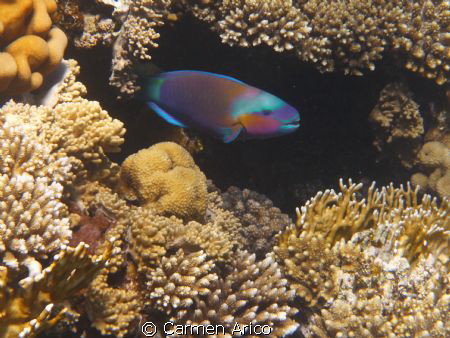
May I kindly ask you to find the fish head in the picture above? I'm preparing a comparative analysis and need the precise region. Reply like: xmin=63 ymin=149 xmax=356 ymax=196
xmin=235 ymin=92 xmax=300 ymax=138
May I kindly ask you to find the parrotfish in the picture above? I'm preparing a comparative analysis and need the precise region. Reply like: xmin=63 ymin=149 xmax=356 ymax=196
xmin=141 ymin=70 xmax=300 ymax=143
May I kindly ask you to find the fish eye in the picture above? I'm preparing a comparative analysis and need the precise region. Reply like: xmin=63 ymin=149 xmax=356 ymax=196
xmin=261 ymin=109 xmax=271 ymax=116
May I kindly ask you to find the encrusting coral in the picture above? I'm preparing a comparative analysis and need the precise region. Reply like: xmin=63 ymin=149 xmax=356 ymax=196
xmin=0 ymin=0 xmax=68 ymax=96
xmin=0 ymin=58 xmax=125 ymax=336
xmin=118 ymin=142 xmax=207 ymax=221
xmin=274 ymin=179 xmax=449 ymax=337
xmin=369 ymin=82 xmax=424 ymax=169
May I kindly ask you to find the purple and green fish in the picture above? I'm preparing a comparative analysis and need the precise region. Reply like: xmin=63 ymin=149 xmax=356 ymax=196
xmin=141 ymin=70 xmax=300 ymax=143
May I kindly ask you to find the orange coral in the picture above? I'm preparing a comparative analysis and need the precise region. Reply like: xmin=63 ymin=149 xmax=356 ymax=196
xmin=0 ymin=0 xmax=67 ymax=96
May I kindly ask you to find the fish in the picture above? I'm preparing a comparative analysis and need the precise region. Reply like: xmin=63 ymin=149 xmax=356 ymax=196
xmin=141 ymin=70 xmax=300 ymax=143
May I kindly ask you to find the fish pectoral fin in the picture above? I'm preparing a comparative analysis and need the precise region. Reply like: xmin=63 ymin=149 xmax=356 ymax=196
xmin=147 ymin=102 xmax=187 ymax=128
xmin=220 ymin=123 xmax=242 ymax=143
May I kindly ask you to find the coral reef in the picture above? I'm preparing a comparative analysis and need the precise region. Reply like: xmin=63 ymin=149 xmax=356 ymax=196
xmin=369 ymin=82 xmax=424 ymax=169
xmin=275 ymin=179 xmax=449 ymax=336
xmin=0 ymin=58 xmax=125 ymax=336
xmin=74 ymin=182 xmax=299 ymax=337
xmin=0 ymin=0 xmax=68 ymax=96
xmin=118 ymin=142 xmax=207 ymax=221
xmin=1 ymin=59 xmax=126 ymax=185
xmin=392 ymin=0 xmax=450 ymax=85
xmin=61 ymin=0 xmax=449 ymax=96
xmin=148 ymin=250 xmax=299 ymax=337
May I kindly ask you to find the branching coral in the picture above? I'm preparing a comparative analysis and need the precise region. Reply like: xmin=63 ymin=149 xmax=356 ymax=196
xmin=369 ymin=82 xmax=424 ymax=169
xmin=0 ymin=0 xmax=68 ymax=96
xmin=1 ymin=59 xmax=126 ymax=184
xmin=205 ymin=0 xmax=310 ymax=52
xmin=299 ymin=0 xmax=406 ymax=75
xmin=73 ymin=174 xmax=299 ymax=337
xmin=147 ymin=250 xmax=299 ymax=337
xmin=275 ymin=179 xmax=449 ymax=337
xmin=0 ymin=58 xmax=125 ymax=336
xmin=118 ymin=142 xmax=207 ymax=221
xmin=392 ymin=0 xmax=450 ymax=85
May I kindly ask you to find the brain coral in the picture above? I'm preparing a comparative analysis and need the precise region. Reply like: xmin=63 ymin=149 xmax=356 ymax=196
xmin=118 ymin=142 xmax=207 ymax=221
xmin=275 ymin=179 xmax=449 ymax=336
xmin=0 ymin=0 xmax=68 ymax=96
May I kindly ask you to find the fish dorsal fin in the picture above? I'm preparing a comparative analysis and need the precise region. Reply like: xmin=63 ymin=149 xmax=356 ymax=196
xmin=148 ymin=102 xmax=187 ymax=128
xmin=220 ymin=124 xmax=242 ymax=143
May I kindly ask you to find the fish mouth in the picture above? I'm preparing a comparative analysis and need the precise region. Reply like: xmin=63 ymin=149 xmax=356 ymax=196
xmin=284 ymin=119 xmax=300 ymax=127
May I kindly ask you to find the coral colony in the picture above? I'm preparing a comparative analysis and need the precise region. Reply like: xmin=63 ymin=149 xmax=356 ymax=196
xmin=0 ymin=0 xmax=449 ymax=337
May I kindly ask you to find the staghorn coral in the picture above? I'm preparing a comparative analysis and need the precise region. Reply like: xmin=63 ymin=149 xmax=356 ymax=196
xmin=0 ymin=241 xmax=110 ymax=338
xmin=220 ymin=186 xmax=293 ymax=258
xmin=369 ymin=82 xmax=424 ymax=169
xmin=275 ymin=179 xmax=449 ymax=336
xmin=0 ymin=118 xmax=72 ymax=269
xmin=0 ymin=0 xmax=68 ymax=96
xmin=118 ymin=142 xmax=207 ymax=221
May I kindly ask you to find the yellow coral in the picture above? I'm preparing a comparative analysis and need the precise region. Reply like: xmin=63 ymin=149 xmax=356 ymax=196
xmin=119 ymin=142 xmax=207 ymax=221
xmin=0 ymin=242 xmax=110 ymax=337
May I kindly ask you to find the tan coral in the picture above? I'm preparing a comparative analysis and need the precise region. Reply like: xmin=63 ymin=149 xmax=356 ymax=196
xmin=174 ymin=251 xmax=300 ymax=337
xmin=393 ymin=0 xmax=450 ymax=85
xmin=1 ymin=59 xmax=125 ymax=185
xmin=146 ymin=249 xmax=218 ymax=318
xmin=275 ymin=179 xmax=449 ymax=336
xmin=275 ymin=180 xmax=450 ymax=305
xmin=219 ymin=186 xmax=293 ymax=258
xmin=118 ymin=142 xmax=207 ymax=221
xmin=412 ymin=140 xmax=450 ymax=198
xmin=213 ymin=0 xmax=310 ymax=52
xmin=87 ymin=268 xmax=142 ymax=337
xmin=300 ymin=0 xmax=405 ymax=75
xmin=369 ymin=82 xmax=424 ymax=169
